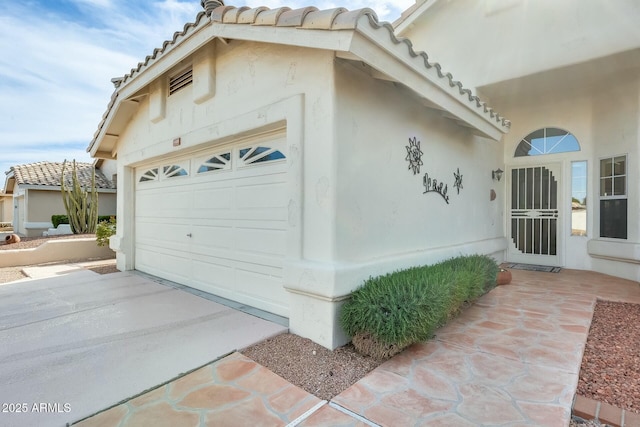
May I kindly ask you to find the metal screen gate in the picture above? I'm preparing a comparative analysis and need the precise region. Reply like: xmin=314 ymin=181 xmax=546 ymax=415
xmin=509 ymin=166 xmax=559 ymax=263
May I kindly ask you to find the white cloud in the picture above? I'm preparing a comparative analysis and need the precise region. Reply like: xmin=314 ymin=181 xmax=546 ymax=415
xmin=0 ymin=0 xmax=414 ymax=176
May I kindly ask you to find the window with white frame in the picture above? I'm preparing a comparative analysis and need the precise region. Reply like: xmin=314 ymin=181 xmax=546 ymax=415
xmin=515 ymin=128 xmax=580 ymax=157
xmin=599 ymin=155 xmax=627 ymax=239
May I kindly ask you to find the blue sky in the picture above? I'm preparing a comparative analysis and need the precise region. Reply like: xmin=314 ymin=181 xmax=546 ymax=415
xmin=0 ymin=0 xmax=413 ymax=178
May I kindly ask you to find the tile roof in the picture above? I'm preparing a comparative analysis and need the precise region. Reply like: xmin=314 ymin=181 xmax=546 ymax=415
xmin=10 ymin=162 xmax=114 ymax=189
xmin=90 ymin=4 xmax=510 ymax=152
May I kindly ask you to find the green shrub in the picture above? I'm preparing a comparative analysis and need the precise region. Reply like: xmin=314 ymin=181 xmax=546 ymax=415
xmin=96 ymin=216 xmax=116 ymax=247
xmin=51 ymin=215 xmax=70 ymax=228
xmin=340 ymin=255 xmax=498 ymax=359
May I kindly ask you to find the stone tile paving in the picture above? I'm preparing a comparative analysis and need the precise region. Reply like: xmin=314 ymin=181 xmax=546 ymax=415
xmin=75 ymin=352 xmax=323 ymax=427
xmin=75 ymin=268 xmax=640 ymax=426
xmin=332 ymin=268 xmax=640 ymax=427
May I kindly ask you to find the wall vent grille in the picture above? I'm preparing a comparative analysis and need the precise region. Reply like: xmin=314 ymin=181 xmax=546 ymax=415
xmin=169 ymin=67 xmax=193 ymax=95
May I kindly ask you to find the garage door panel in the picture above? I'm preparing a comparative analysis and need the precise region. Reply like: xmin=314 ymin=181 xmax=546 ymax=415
xmin=190 ymin=225 xmax=234 ymax=250
xmin=135 ymin=135 xmax=289 ymax=318
xmin=191 ymin=261 xmax=235 ymax=290
xmin=192 ymin=187 xmax=233 ymax=210
xmin=235 ymin=228 xmax=286 ymax=255
xmin=232 ymin=209 xmax=288 ymax=222
xmin=136 ymin=247 xmax=191 ymax=283
xmin=235 ymin=269 xmax=288 ymax=317
xmin=136 ymin=222 xmax=191 ymax=248
xmin=187 ymin=247 xmax=281 ymax=271
xmin=236 ymin=181 xmax=287 ymax=209
xmin=138 ymin=189 xmax=191 ymax=218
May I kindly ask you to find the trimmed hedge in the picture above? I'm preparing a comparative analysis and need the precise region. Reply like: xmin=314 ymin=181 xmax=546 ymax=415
xmin=51 ymin=215 xmax=114 ymax=229
xmin=51 ymin=215 xmax=70 ymax=228
xmin=340 ymin=255 xmax=499 ymax=359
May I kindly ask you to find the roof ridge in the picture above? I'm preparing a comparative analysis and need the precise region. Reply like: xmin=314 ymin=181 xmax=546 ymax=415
xmin=11 ymin=161 xmax=114 ymax=189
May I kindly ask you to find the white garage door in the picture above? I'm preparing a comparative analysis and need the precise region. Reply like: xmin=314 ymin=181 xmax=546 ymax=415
xmin=134 ymin=133 xmax=290 ymax=317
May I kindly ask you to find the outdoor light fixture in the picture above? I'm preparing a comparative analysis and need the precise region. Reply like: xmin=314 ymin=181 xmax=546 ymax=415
xmin=492 ymin=168 xmax=504 ymax=182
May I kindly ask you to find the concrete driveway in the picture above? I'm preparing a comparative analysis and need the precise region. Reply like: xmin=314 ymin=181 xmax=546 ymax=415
xmin=0 ymin=269 xmax=287 ymax=427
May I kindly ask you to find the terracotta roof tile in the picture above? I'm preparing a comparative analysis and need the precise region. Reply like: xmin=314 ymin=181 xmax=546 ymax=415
xmin=10 ymin=162 xmax=114 ymax=189
xmin=90 ymin=4 xmax=510 ymax=152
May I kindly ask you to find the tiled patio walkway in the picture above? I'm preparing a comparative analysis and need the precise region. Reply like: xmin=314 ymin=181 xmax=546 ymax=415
xmin=75 ymin=269 xmax=640 ymax=426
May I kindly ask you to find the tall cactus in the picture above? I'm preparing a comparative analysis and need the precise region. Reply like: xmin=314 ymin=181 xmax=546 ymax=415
xmin=60 ymin=160 xmax=99 ymax=234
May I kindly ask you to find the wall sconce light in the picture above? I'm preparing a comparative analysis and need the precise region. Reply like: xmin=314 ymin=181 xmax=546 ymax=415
xmin=492 ymin=168 xmax=503 ymax=182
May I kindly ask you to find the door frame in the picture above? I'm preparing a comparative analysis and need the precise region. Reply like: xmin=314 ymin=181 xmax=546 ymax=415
xmin=506 ymin=162 xmax=564 ymax=266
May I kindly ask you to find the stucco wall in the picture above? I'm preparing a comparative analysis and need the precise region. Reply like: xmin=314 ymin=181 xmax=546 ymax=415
xmin=0 ymin=197 xmax=11 ymax=223
xmin=285 ymin=59 xmax=508 ymax=348
xmin=27 ymin=189 xmax=116 ymax=221
xmin=333 ymin=59 xmax=504 ymax=262
xmin=398 ymin=0 xmax=640 ymax=89
xmin=98 ymin=159 xmax=118 ymax=186
xmin=19 ymin=189 xmax=117 ymax=237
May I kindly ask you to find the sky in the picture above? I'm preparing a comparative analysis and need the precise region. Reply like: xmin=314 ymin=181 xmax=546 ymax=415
xmin=0 ymin=0 xmax=414 ymax=179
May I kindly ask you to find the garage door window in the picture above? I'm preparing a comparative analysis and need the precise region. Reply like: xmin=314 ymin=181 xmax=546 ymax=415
xmin=239 ymin=146 xmax=285 ymax=166
xmin=163 ymin=165 xmax=188 ymax=178
xmin=139 ymin=168 xmax=159 ymax=182
xmin=198 ymin=152 xmax=231 ymax=174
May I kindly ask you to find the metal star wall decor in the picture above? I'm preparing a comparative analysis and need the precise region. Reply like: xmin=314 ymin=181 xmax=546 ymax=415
xmin=453 ymin=168 xmax=463 ymax=194
xmin=405 ymin=137 xmax=424 ymax=175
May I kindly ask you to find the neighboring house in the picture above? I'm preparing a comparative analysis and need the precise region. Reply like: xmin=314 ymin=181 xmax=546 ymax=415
xmin=395 ymin=0 xmax=640 ymax=282
xmin=2 ymin=161 xmax=117 ymax=237
xmin=0 ymin=191 xmax=11 ymax=224
xmin=88 ymin=2 xmax=510 ymax=348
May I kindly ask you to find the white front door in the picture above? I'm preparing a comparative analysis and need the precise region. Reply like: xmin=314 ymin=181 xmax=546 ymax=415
xmin=507 ymin=163 xmax=562 ymax=266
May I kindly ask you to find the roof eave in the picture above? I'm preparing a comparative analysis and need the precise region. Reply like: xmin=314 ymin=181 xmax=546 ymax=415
xmin=17 ymin=184 xmax=116 ymax=193
xmin=89 ymin=5 xmax=509 ymax=156
xmin=89 ymin=15 xmax=215 ymax=158
xmin=393 ymin=0 xmax=440 ymax=35
xmin=88 ymin=22 xmax=357 ymax=158
xmin=350 ymin=15 xmax=509 ymax=140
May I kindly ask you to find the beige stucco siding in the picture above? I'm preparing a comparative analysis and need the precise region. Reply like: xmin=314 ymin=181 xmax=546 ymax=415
xmin=333 ymin=59 xmax=504 ymax=263
xmin=0 ymin=197 xmax=11 ymax=223
xmin=27 ymin=189 xmax=116 ymax=222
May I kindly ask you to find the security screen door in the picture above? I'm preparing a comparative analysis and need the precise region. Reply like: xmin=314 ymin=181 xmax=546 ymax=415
xmin=507 ymin=164 xmax=562 ymax=266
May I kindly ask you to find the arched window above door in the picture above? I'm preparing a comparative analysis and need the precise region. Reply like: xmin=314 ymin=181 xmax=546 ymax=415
xmin=514 ymin=128 xmax=580 ymax=157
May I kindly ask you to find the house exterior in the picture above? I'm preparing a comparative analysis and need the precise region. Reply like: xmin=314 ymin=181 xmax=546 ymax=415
xmin=3 ymin=161 xmax=117 ymax=237
xmin=0 ymin=191 xmax=11 ymax=224
xmin=88 ymin=2 xmax=510 ymax=349
xmin=395 ymin=0 xmax=640 ymax=282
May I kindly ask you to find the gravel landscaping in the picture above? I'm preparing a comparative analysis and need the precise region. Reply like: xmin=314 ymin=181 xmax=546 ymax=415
xmin=577 ymin=300 xmax=640 ymax=414
xmin=241 ymin=333 xmax=383 ymax=401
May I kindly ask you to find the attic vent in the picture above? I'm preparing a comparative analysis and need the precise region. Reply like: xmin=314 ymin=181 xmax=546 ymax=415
xmin=169 ymin=67 xmax=193 ymax=95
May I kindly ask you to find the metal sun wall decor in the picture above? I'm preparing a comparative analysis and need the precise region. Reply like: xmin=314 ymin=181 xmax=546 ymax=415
xmin=405 ymin=137 xmax=464 ymax=205
xmin=423 ymin=172 xmax=450 ymax=204
xmin=405 ymin=137 xmax=424 ymax=175
xmin=453 ymin=167 xmax=463 ymax=194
